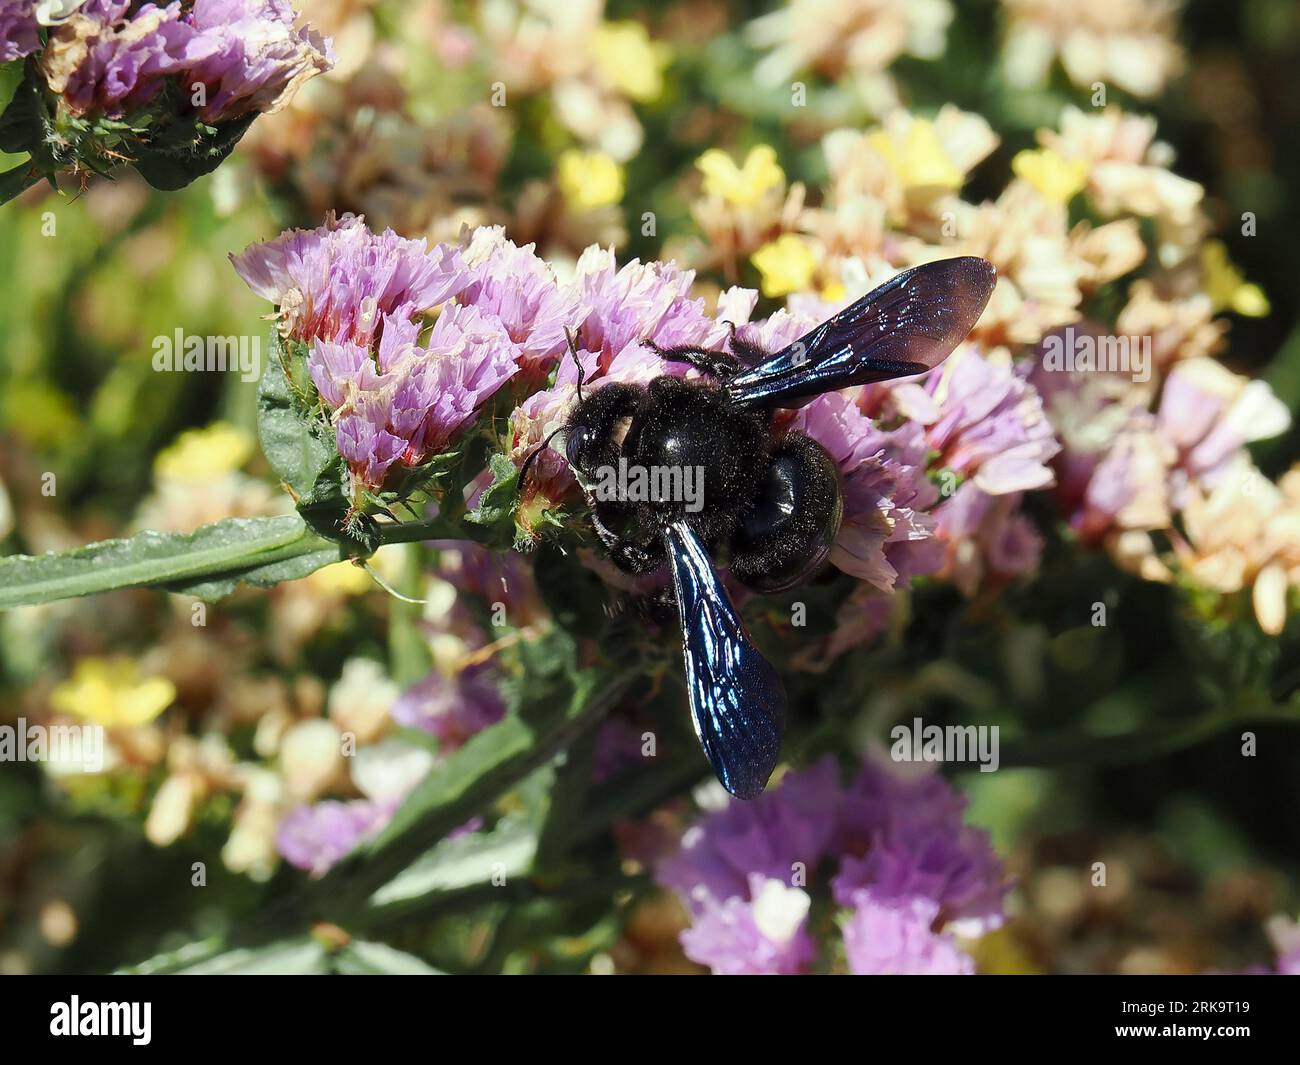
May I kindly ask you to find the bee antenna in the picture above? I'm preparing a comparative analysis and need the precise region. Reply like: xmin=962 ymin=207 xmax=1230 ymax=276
xmin=565 ymin=327 xmax=587 ymax=404
xmin=515 ymin=423 xmax=567 ymax=503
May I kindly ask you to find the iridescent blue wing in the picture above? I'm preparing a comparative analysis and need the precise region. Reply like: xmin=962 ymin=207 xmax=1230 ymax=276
xmin=663 ymin=520 xmax=786 ymax=800
xmin=727 ymin=256 xmax=996 ymax=409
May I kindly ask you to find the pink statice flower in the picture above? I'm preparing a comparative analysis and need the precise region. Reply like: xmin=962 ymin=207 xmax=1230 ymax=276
xmin=1 ymin=1 xmax=41 ymax=63
xmin=181 ymin=0 xmax=334 ymax=123
xmin=277 ymin=738 xmax=437 ymax=876
xmin=276 ymin=798 xmax=391 ymax=877
xmin=916 ymin=346 xmax=1060 ymax=496
xmin=390 ymin=662 xmax=507 ymax=750
xmin=793 ymin=393 xmax=941 ymax=591
xmin=406 ymin=302 xmax=519 ymax=459
xmin=232 ymin=213 xmax=468 ymax=346
xmin=842 ymin=893 xmax=975 ymax=975
xmin=37 ymin=0 xmax=332 ymax=122
xmin=932 ymin=483 xmax=1043 ymax=597
xmin=657 ymin=757 xmax=841 ymax=910
xmin=656 ymin=755 xmax=1007 ymax=974
xmin=333 ymin=390 xmax=407 ymax=490
xmin=680 ymin=874 xmax=817 ymax=975
xmin=235 ymin=216 xmax=518 ymax=495
xmin=832 ymin=757 xmax=1008 ymax=935
xmin=41 ymin=1 xmax=207 ymax=118
xmin=568 ymin=246 xmax=719 ymax=365
xmin=459 ymin=227 xmax=590 ymax=380
xmin=1029 ymin=346 xmax=1171 ymax=543
xmin=1156 ymin=356 xmax=1290 ymax=503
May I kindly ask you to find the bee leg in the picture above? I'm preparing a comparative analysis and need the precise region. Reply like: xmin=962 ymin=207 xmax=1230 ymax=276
xmin=638 ymin=583 xmax=679 ymax=625
xmin=723 ymin=322 xmax=771 ymax=367
xmin=642 ymin=339 xmax=744 ymax=381
xmin=590 ymin=509 xmax=664 ymax=574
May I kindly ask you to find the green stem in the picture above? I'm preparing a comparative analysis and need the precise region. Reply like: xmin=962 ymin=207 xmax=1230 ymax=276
xmin=0 ymin=517 xmax=329 ymax=610
xmin=387 ymin=541 xmax=430 ymax=685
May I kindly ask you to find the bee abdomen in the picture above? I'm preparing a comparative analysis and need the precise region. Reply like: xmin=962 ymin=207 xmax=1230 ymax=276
xmin=729 ymin=432 xmax=843 ymax=594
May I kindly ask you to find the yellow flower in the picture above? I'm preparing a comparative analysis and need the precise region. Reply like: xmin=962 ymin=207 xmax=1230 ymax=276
xmin=963 ymin=925 xmax=1045 ymax=975
xmin=591 ymin=21 xmax=671 ymax=102
xmin=1202 ymin=240 xmax=1270 ymax=317
xmin=51 ymin=658 xmax=176 ymax=729
xmin=697 ymin=145 xmax=785 ymax=207
xmin=867 ymin=118 xmax=963 ymax=190
xmin=1012 ymin=148 xmax=1087 ymax=205
xmin=557 ymin=149 xmax=625 ymax=210
xmin=155 ymin=422 xmax=255 ymax=481
xmin=752 ymin=235 xmax=817 ymax=298
xmin=308 ymin=560 xmax=373 ymax=596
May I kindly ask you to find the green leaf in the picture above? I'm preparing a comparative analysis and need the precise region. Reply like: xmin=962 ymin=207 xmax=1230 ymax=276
xmin=0 ymin=514 xmax=341 ymax=609
xmin=0 ymin=60 xmax=24 ymax=116
xmin=535 ymin=729 xmax=598 ymax=868
xmin=463 ymin=451 xmax=521 ymax=547
xmin=0 ymin=159 xmax=41 ymax=205
xmin=331 ymin=940 xmax=445 ymax=975
xmin=129 ymin=113 xmax=255 ymax=191
xmin=533 ymin=543 xmax=611 ymax=635
xmin=315 ymin=634 xmax=633 ymax=915
xmin=0 ymin=60 xmax=57 ymax=201
xmin=365 ymin=811 xmax=542 ymax=922
xmin=0 ymin=60 xmax=48 ymax=158
xmin=257 ymin=334 xmax=342 ymax=502
xmin=120 ymin=936 xmax=330 ymax=976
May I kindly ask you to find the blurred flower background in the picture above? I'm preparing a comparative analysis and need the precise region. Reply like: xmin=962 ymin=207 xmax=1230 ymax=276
xmin=2 ymin=0 xmax=1300 ymax=975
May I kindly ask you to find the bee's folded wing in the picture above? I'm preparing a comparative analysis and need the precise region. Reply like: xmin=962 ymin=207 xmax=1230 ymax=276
xmin=727 ymin=256 xmax=997 ymax=409
xmin=664 ymin=521 xmax=786 ymax=800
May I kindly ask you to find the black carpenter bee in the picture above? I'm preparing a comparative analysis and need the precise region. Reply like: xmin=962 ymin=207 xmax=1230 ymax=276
xmin=519 ymin=257 xmax=996 ymax=799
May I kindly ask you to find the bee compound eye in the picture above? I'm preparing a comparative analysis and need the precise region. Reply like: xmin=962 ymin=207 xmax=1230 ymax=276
xmin=565 ymin=426 xmax=588 ymax=468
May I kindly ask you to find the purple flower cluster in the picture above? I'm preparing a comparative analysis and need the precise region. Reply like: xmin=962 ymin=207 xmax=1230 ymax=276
xmin=233 ymin=213 xmax=522 ymax=495
xmin=36 ymin=0 xmax=332 ymax=123
xmin=182 ymin=0 xmax=333 ymax=122
xmin=657 ymin=755 xmax=1007 ymax=974
xmin=390 ymin=662 xmax=507 ymax=750
xmin=0 ymin=1 xmax=41 ymax=64
xmin=793 ymin=393 xmax=941 ymax=592
xmin=461 ymin=228 xmax=589 ymax=381
xmin=277 ymin=797 xmax=393 ymax=877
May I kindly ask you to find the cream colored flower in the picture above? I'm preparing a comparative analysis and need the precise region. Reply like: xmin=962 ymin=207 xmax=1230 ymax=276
xmin=698 ymin=145 xmax=785 ymax=207
xmin=1041 ymin=106 xmax=1207 ymax=265
xmin=135 ymin=421 xmax=287 ymax=532
xmin=687 ymin=146 xmax=804 ymax=276
xmin=1117 ymin=279 xmax=1226 ymax=370
xmin=590 ymin=20 xmax=671 ymax=102
xmin=1013 ymin=148 xmax=1087 ymax=205
xmin=1001 ymin=0 xmax=1184 ymax=98
xmin=929 ymin=180 xmax=1083 ymax=347
xmin=1174 ymin=463 xmax=1300 ymax=635
xmin=327 ymin=658 xmax=399 ymax=746
xmin=1067 ymin=218 xmax=1147 ymax=292
xmin=279 ymin=718 xmax=346 ymax=803
xmin=146 ymin=774 xmax=203 ymax=847
xmin=821 ymin=108 xmax=997 ymax=225
xmin=223 ymin=766 xmax=284 ymax=881
xmin=154 ymin=423 xmax=256 ymax=480
xmin=748 ymin=0 xmax=952 ymax=109
xmin=480 ymin=4 xmax=667 ymax=161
